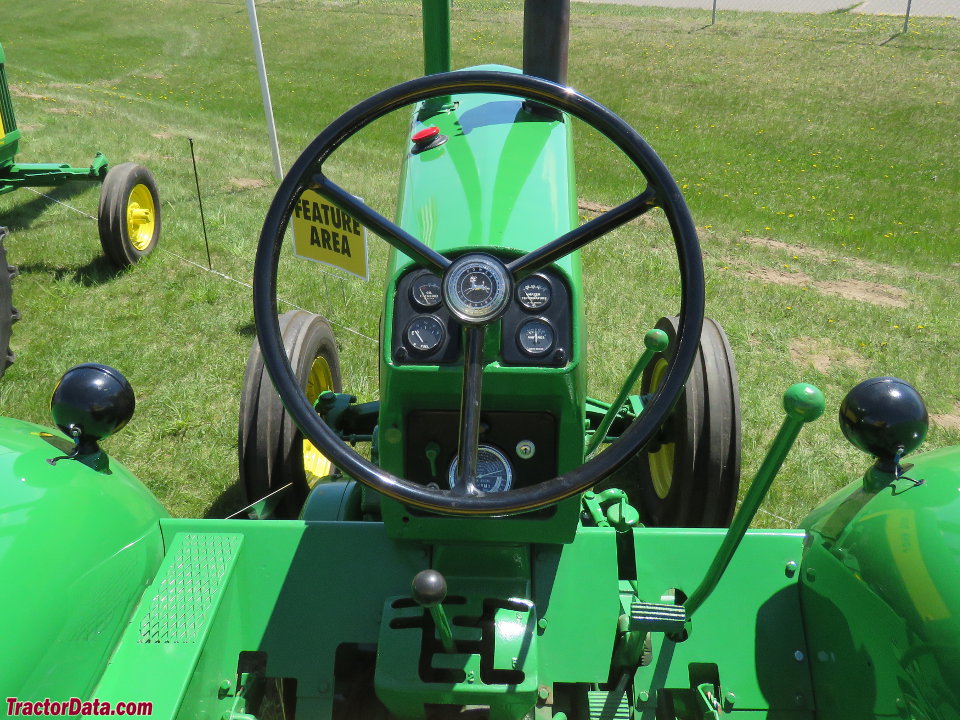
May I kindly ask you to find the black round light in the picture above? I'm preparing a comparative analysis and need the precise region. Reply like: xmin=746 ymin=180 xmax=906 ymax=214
xmin=839 ymin=377 xmax=928 ymax=467
xmin=50 ymin=363 xmax=135 ymax=450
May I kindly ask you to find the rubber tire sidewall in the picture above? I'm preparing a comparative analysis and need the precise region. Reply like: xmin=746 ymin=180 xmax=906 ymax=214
xmin=0 ymin=228 xmax=17 ymax=379
xmin=239 ymin=310 xmax=342 ymax=518
xmin=604 ymin=316 xmax=741 ymax=528
xmin=98 ymin=162 xmax=162 ymax=267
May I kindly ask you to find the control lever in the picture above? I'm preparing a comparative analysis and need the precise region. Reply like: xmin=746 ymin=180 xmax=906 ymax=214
xmin=683 ymin=383 xmax=825 ymax=618
xmin=412 ymin=569 xmax=457 ymax=653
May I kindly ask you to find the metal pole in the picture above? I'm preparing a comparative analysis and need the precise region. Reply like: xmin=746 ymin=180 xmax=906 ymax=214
xmin=422 ymin=0 xmax=452 ymax=75
xmin=902 ymin=0 xmax=912 ymax=34
xmin=523 ymin=0 xmax=570 ymax=84
xmin=245 ymin=0 xmax=284 ymax=181
xmin=712 ymin=0 xmax=718 ymax=25
xmin=188 ymin=138 xmax=213 ymax=270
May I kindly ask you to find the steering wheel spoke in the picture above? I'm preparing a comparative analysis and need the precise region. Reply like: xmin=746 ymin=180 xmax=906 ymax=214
xmin=311 ymin=174 xmax=451 ymax=272
xmin=451 ymin=326 xmax=486 ymax=495
xmin=507 ymin=187 xmax=657 ymax=278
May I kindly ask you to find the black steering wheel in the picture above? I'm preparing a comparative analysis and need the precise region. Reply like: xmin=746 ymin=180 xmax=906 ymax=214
xmin=253 ymin=70 xmax=705 ymax=516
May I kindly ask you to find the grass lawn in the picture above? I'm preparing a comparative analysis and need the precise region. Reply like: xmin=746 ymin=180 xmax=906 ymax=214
xmin=0 ymin=0 xmax=957 ymax=524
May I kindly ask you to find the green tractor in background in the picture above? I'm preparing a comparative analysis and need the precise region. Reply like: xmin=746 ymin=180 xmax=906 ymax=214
xmin=1 ymin=2 xmax=957 ymax=719
xmin=0 ymin=40 xmax=161 ymax=377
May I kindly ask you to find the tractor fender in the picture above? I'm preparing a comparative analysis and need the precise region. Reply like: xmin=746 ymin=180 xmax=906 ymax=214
xmin=800 ymin=445 xmax=960 ymax=718
xmin=0 ymin=416 xmax=167 ymax=700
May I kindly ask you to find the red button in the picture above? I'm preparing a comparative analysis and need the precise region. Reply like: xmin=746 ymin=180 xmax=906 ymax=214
xmin=412 ymin=126 xmax=440 ymax=144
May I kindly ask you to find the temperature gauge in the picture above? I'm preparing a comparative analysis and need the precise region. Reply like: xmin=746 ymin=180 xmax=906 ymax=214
xmin=410 ymin=274 xmax=442 ymax=310
xmin=516 ymin=277 xmax=552 ymax=311
xmin=517 ymin=319 xmax=555 ymax=356
xmin=405 ymin=316 xmax=445 ymax=353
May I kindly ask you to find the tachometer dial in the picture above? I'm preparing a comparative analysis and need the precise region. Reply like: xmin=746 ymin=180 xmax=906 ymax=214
xmin=516 ymin=276 xmax=552 ymax=311
xmin=443 ymin=254 xmax=512 ymax=324
xmin=410 ymin=274 xmax=442 ymax=310
xmin=517 ymin=319 xmax=555 ymax=356
xmin=448 ymin=444 xmax=514 ymax=493
xmin=405 ymin=316 xmax=445 ymax=353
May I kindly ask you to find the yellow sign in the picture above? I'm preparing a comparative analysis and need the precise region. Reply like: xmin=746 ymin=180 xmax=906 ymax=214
xmin=291 ymin=190 xmax=368 ymax=279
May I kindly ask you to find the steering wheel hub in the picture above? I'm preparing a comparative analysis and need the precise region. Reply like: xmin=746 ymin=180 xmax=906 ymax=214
xmin=443 ymin=254 xmax=513 ymax=324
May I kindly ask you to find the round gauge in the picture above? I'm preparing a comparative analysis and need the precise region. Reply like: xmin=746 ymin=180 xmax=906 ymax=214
xmin=405 ymin=315 xmax=445 ymax=353
xmin=517 ymin=319 xmax=555 ymax=356
xmin=410 ymin=274 xmax=442 ymax=310
xmin=443 ymin=254 xmax=512 ymax=324
xmin=448 ymin=444 xmax=514 ymax=493
xmin=516 ymin=277 xmax=552 ymax=311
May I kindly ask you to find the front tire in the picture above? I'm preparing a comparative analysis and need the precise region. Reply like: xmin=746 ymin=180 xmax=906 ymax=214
xmin=97 ymin=162 xmax=161 ymax=267
xmin=239 ymin=310 xmax=342 ymax=519
xmin=609 ymin=316 xmax=741 ymax=527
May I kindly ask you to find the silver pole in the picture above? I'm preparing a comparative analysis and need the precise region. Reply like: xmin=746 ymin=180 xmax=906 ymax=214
xmin=902 ymin=0 xmax=912 ymax=34
xmin=245 ymin=0 xmax=284 ymax=181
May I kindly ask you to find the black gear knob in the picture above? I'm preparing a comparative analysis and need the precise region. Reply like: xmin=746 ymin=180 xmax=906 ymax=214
xmin=412 ymin=569 xmax=448 ymax=609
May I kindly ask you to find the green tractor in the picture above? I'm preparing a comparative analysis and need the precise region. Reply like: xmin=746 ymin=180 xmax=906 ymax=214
xmin=0 ymin=40 xmax=161 ymax=376
xmin=1 ymin=3 xmax=957 ymax=719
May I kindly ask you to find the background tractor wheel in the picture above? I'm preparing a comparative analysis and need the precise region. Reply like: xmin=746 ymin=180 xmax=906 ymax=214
xmin=0 ymin=228 xmax=19 ymax=379
xmin=97 ymin=162 xmax=161 ymax=267
xmin=606 ymin=316 xmax=741 ymax=527
xmin=239 ymin=310 xmax=342 ymax=519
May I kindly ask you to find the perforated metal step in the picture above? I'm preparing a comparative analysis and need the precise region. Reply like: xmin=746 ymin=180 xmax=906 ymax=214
xmin=138 ymin=533 xmax=242 ymax=644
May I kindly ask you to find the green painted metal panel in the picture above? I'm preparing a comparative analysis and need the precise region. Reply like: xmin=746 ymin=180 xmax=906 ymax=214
xmin=90 ymin=518 xmax=428 ymax=719
xmin=800 ymin=445 xmax=960 ymax=719
xmin=0 ymin=417 xmax=167 ymax=701
xmin=96 ymin=533 xmax=245 ymax=720
xmin=391 ymin=65 xmax=578 ymax=270
xmin=534 ymin=527 xmax=621 ymax=683
xmin=630 ymin=529 xmax=814 ymax=716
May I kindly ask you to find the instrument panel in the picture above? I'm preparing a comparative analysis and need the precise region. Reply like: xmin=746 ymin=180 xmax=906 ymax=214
xmin=392 ymin=267 xmax=572 ymax=367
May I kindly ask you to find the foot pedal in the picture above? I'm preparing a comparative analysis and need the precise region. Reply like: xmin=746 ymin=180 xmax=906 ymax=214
xmin=629 ymin=601 xmax=687 ymax=634
xmin=587 ymin=689 xmax=630 ymax=720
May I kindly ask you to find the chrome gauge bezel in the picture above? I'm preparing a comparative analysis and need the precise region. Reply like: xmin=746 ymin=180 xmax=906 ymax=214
xmin=404 ymin=315 xmax=445 ymax=353
xmin=409 ymin=274 xmax=442 ymax=310
xmin=517 ymin=318 xmax=556 ymax=356
xmin=448 ymin=443 xmax=514 ymax=493
xmin=443 ymin=254 xmax=512 ymax=324
xmin=516 ymin=276 xmax=552 ymax=311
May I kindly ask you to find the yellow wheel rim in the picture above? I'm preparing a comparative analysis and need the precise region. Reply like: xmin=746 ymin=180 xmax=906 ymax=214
xmin=126 ymin=183 xmax=156 ymax=251
xmin=303 ymin=356 xmax=335 ymax=485
xmin=647 ymin=358 xmax=675 ymax=500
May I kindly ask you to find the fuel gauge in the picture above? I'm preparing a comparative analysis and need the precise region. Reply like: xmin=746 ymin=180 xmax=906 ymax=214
xmin=405 ymin=316 xmax=445 ymax=354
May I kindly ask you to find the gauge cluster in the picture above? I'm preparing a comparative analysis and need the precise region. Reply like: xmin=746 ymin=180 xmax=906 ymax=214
xmin=392 ymin=266 xmax=571 ymax=367
xmin=500 ymin=272 xmax=571 ymax=368
xmin=392 ymin=269 xmax=461 ymax=364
